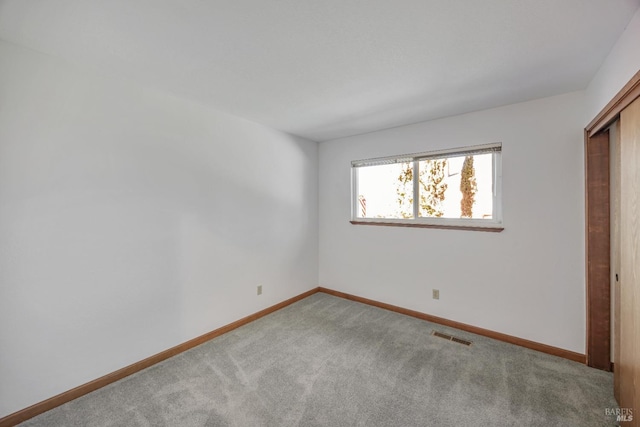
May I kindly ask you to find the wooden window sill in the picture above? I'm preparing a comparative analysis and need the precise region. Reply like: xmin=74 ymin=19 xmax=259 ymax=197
xmin=349 ymin=220 xmax=504 ymax=232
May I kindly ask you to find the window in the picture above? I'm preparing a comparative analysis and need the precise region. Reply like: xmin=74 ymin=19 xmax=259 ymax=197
xmin=351 ymin=143 xmax=502 ymax=231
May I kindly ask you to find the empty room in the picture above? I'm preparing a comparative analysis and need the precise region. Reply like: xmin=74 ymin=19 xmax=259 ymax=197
xmin=1 ymin=1 xmax=640 ymax=426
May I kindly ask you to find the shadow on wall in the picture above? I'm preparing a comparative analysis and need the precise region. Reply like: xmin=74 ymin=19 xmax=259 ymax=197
xmin=0 ymin=128 xmax=317 ymax=418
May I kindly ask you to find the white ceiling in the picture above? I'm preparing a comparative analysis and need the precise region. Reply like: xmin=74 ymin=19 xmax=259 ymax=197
xmin=1 ymin=1 xmax=638 ymax=141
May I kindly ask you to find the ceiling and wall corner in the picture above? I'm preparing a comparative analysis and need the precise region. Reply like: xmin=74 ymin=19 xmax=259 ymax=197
xmin=0 ymin=0 xmax=638 ymax=142
xmin=584 ymin=5 xmax=640 ymax=123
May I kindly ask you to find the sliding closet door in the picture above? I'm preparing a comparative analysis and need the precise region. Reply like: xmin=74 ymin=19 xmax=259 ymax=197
xmin=611 ymin=120 xmax=621 ymax=403
xmin=619 ymin=96 xmax=640 ymax=424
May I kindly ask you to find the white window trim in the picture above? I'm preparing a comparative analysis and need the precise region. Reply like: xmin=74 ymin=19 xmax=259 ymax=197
xmin=350 ymin=143 xmax=503 ymax=231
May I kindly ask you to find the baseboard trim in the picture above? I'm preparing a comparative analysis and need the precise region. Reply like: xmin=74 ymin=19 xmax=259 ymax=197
xmin=0 ymin=287 xmax=320 ymax=427
xmin=1 ymin=285 xmax=586 ymax=426
xmin=318 ymin=287 xmax=586 ymax=364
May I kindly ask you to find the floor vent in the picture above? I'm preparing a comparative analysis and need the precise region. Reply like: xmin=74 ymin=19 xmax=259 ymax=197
xmin=432 ymin=331 xmax=472 ymax=346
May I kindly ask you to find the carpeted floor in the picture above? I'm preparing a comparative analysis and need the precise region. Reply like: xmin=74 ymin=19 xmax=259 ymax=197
xmin=21 ymin=293 xmax=618 ymax=426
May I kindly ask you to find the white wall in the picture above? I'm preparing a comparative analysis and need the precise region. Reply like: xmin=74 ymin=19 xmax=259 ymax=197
xmin=0 ymin=40 xmax=318 ymax=418
xmin=319 ymin=91 xmax=586 ymax=353
xmin=585 ymin=7 xmax=640 ymax=123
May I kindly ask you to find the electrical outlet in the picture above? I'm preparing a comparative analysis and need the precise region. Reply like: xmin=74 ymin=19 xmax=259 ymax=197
xmin=432 ymin=289 xmax=439 ymax=300
xmin=257 ymin=285 xmax=262 ymax=296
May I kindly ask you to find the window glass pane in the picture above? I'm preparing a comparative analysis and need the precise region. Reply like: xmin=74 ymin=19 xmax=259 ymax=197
xmin=356 ymin=162 xmax=414 ymax=219
xmin=418 ymin=153 xmax=493 ymax=219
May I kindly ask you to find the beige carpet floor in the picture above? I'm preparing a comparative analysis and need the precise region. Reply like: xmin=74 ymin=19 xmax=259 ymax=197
xmin=21 ymin=293 xmax=618 ymax=426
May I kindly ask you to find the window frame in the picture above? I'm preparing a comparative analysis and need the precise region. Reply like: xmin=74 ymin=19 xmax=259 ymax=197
xmin=350 ymin=143 xmax=503 ymax=232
